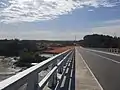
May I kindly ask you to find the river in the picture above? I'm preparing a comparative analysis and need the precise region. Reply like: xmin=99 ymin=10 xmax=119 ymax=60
xmin=0 ymin=54 xmax=54 ymax=82
xmin=0 ymin=57 xmax=21 ymax=81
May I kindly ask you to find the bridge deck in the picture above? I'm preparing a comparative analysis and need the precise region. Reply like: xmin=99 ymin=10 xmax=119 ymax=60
xmin=75 ymin=48 xmax=101 ymax=90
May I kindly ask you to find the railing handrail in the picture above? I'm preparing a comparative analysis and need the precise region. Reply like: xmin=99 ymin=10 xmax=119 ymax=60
xmin=0 ymin=49 xmax=72 ymax=90
xmin=38 ymin=51 xmax=72 ymax=89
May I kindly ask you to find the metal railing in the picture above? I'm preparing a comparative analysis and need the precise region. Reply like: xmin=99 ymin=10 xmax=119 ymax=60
xmin=89 ymin=48 xmax=120 ymax=54
xmin=108 ymin=48 xmax=120 ymax=53
xmin=0 ymin=48 xmax=74 ymax=90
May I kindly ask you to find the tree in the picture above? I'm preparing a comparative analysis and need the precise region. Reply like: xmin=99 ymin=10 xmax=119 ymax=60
xmin=80 ymin=34 xmax=120 ymax=48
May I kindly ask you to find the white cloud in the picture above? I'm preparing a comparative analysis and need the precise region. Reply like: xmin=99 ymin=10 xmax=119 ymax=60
xmin=0 ymin=0 xmax=120 ymax=23
xmin=88 ymin=9 xmax=94 ymax=12
xmin=1 ymin=24 xmax=120 ymax=40
xmin=0 ymin=29 xmax=86 ymax=40
xmin=90 ymin=25 xmax=120 ymax=37
xmin=102 ymin=19 xmax=120 ymax=24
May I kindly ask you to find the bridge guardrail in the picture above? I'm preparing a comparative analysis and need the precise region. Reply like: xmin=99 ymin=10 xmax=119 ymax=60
xmin=108 ymin=48 xmax=120 ymax=54
xmin=0 ymin=48 xmax=74 ymax=90
xmin=90 ymin=48 xmax=120 ymax=54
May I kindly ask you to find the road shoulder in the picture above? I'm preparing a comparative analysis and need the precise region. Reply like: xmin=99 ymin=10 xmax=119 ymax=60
xmin=75 ymin=48 xmax=102 ymax=90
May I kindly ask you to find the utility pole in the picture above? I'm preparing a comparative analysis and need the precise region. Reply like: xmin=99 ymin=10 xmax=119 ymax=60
xmin=74 ymin=35 xmax=76 ymax=46
xmin=75 ymin=35 xmax=76 ymax=41
xmin=113 ymin=33 xmax=117 ymax=38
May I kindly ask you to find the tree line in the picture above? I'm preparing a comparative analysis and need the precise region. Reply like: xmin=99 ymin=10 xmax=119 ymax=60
xmin=0 ymin=39 xmax=38 ymax=56
xmin=0 ymin=39 xmax=48 ymax=67
xmin=0 ymin=39 xmax=74 ymax=67
xmin=79 ymin=34 xmax=120 ymax=48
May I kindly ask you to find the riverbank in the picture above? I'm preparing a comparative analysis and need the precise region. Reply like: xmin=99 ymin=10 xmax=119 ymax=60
xmin=0 ymin=53 xmax=53 ymax=82
xmin=0 ymin=57 xmax=22 ymax=81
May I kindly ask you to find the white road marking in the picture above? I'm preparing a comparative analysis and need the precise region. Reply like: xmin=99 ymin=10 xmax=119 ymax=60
xmin=76 ymin=48 xmax=104 ymax=90
xmin=86 ymin=49 xmax=120 ymax=64
xmin=85 ymin=48 xmax=120 ymax=57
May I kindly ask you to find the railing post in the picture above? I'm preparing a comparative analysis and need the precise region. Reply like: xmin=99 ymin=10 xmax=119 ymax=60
xmin=48 ymin=59 xmax=57 ymax=89
xmin=26 ymin=73 xmax=39 ymax=90
xmin=116 ymin=48 xmax=119 ymax=53
xmin=58 ymin=52 xmax=71 ymax=74
xmin=58 ymin=55 xmax=64 ymax=74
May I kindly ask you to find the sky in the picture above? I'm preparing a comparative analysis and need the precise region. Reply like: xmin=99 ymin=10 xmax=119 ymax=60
xmin=0 ymin=0 xmax=120 ymax=40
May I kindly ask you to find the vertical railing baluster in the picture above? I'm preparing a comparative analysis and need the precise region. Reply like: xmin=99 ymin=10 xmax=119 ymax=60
xmin=48 ymin=58 xmax=57 ymax=89
xmin=26 ymin=73 xmax=39 ymax=90
xmin=58 ymin=55 xmax=64 ymax=74
xmin=58 ymin=52 xmax=71 ymax=74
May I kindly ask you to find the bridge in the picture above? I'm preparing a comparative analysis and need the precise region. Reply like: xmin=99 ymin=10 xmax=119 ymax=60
xmin=0 ymin=47 xmax=120 ymax=90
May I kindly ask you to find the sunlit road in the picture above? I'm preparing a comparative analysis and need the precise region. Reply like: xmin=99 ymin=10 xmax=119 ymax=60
xmin=76 ymin=47 xmax=120 ymax=90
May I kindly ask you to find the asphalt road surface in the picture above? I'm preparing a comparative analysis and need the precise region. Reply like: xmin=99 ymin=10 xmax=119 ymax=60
xmin=76 ymin=47 xmax=120 ymax=90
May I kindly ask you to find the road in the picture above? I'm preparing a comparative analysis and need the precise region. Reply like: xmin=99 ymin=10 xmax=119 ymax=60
xmin=76 ymin=47 xmax=120 ymax=90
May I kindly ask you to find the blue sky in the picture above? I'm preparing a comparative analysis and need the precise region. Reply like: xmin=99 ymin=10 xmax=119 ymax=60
xmin=0 ymin=0 xmax=120 ymax=40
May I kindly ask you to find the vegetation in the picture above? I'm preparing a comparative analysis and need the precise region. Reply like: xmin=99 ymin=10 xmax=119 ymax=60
xmin=79 ymin=34 xmax=120 ymax=48
xmin=1 ymin=35 xmax=120 ymax=67
xmin=0 ymin=39 xmax=48 ymax=67
xmin=0 ymin=39 xmax=38 ymax=56
xmin=14 ymin=51 xmax=48 ymax=67
xmin=0 ymin=39 xmax=73 ymax=67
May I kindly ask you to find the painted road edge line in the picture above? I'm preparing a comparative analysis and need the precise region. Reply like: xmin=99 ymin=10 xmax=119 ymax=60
xmin=85 ymin=48 xmax=120 ymax=57
xmin=77 ymin=50 xmax=104 ymax=90
xmin=86 ymin=50 xmax=120 ymax=64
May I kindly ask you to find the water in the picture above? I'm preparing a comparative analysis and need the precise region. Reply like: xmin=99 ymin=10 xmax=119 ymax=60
xmin=0 ymin=57 xmax=21 ymax=81
xmin=0 ymin=55 xmax=53 ymax=89
xmin=0 ymin=54 xmax=54 ymax=82
xmin=40 ymin=53 xmax=54 ymax=57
